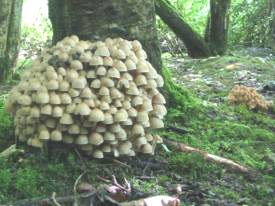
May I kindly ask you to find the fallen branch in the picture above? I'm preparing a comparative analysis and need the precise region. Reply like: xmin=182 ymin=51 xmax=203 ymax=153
xmin=164 ymin=139 xmax=252 ymax=175
xmin=0 ymin=144 xmax=24 ymax=159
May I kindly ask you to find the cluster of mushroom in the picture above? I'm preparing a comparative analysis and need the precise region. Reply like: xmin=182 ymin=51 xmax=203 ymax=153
xmin=6 ymin=36 xmax=166 ymax=158
xmin=228 ymin=85 xmax=272 ymax=110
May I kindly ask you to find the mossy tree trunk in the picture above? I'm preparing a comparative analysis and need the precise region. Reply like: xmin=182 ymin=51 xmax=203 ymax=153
xmin=0 ymin=0 xmax=23 ymax=81
xmin=48 ymin=0 xmax=162 ymax=70
xmin=205 ymin=0 xmax=231 ymax=55
xmin=155 ymin=0 xmax=212 ymax=58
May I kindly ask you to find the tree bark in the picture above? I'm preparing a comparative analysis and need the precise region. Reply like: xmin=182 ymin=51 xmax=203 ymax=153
xmin=205 ymin=0 xmax=231 ymax=55
xmin=155 ymin=0 xmax=212 ymax=58
xmin=0 ymin=0 xmax=23 ymax=81
xmin=48 ymin=0 xmax=162 ymax=70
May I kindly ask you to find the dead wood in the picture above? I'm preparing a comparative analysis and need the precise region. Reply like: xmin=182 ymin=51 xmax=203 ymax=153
xmin=164 ymin=139 xmax=252 ymax=175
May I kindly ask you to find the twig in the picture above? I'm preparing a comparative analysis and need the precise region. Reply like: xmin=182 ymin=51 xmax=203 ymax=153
xmin=164 ymin=139 xmax=252 ymax=175
xmin=73 ymin=172 xmax=86 ymax=206
xmin=74 ymin=148 xmax=87 ymax=171
xmin=113 ymin=159 xmax=131 ymax=169
xmin=51 ymin=192 xmax=62 ymax=206
xmin=0 ymin=145 xmax=24 ymax=159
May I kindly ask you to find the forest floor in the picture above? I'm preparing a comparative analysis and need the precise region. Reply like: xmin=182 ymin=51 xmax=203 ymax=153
xmin=0 ymin=48 xmax=274 ymax=206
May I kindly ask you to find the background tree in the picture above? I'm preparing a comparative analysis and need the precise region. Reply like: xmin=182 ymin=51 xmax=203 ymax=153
xmin=155 ymin=0 xmax=231 ymax=57
xmin=48 ymin=0 xmax=162 ymax=70
xmin=205 ymin=0 xmax=231 ymax=55
xmin=0 ymin=0 xmax=23 ymax=81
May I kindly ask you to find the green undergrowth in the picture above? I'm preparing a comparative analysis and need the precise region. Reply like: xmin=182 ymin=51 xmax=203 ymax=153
xmin=0 ymin=151 xmax=85 ymax=203
xmin=0 ymin=96 xmax=12 ymax=151
xmin=159 ymin=66 xmax=275 ymax=205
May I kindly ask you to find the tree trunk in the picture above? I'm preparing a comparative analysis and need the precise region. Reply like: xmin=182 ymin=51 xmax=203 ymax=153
xmin=155 ymin=0 xmax=212 ymax=58
xmin=0 ymin=0 xmax=23 ymax=81
xmin=205 ymin=0 xmax=231 ymax=55
xmin=48 ymin=0 xmax=162 ymax=70
xmin=269 ymin=0 xmax=275 ymax=48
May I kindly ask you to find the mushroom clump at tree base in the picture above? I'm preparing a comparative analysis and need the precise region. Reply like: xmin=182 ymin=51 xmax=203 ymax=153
xmin=6 ymin=36 xmax=166 ymax=158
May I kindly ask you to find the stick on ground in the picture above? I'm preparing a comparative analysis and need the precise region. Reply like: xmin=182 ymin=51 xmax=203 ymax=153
xmin=164 ymin=139 xmax=252 ymax=175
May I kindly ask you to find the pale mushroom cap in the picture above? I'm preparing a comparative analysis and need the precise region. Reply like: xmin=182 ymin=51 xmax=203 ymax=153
xmin=63 ymin=135 xmax=74 ymax=144
xmin=132 ymin=123 xmax=145 ymax=135
xmin=40 ymin=104 xmax=52 ymax=115
xmin=107 ymin=68 xmax=120 ymax=78
xmin=68 ymin=124 xmax=80 ymax=134
xmin=30 ymin=107 xmax=40 ymax=118
xmin=53 ymin=106 xmax=63 ymax=117
xmin=101 ymin=77 xmax=114 ymax=88
xmin=89 ymin=108 xmax=105 ymax=122
xmin=137 ymin=111 xmax=149 ymax=122
xmin=47 ymin=79 xmax=59 ymax=90
xmin=18 ymin=95 xmax=32 ymax=105
xmin=90 ymin=56 xmax=103 ymax=65
xmin=59 ymin=80 xmax=70 ymax=92
xmin=128 ymin=107 xmax=138 ymax=117
xmin=115 ymin=128 xmax=127 ymax=140
xmin=96 ymin=66 xmax=107 ymax=76
xmin=150 ymin=117 xmax=164 ymax=129
xmin=93 ymin=149 xmax=104 ymax=159
xmin=95 ymin=46 xmax=110 ymax=57
xmin=46 ymin=118 xmax=57 ymax=128
xmin=39 ymin=129 xmax=50 ymax=140
xmin=102 ymin=145 xmax=111 ymax=153
xmin=68 ymin=88 xmax=80 ymax=97
xmin=114 ymin=60 xmax=127 ymax=72
xmin=70 ymin=60 xmax=83 ymax=70
xmin=110 ymin=123 xmax=122 ymax=133
xmin=66 ymin=103 xmax=76 ymax=113
xmin=89 ymin=132 xmax=104 ymax=145
xmin=86 ymin=70 xmax=96 ymax=79
xmin=126 ymin=83 xmax=139 ymax=95
xmin=66 ymin=70 xmax=79 ymax=82
xmin=60 ymin=93 xmax=72 ymax=104
xmin=90 ymin=79 xmax=101 ymax=89
xmin=95 ymin=124 xmax=106 ymax=133
xmin=103 ymin=131 xmax=116 ymax=141
xmin=135 ymin=74 xmax=147 ymax=86
xmin=76 ymin=135 xmax=89 ymax=145
xmin=114 ymin=109 xmax=128 ymax=122
xmin=100 ymin=101 xmax=110 ymax=111
xmin=136 ymin=60 xmax=149 ymax=73
xmin=51 ymin=130 xmax=63 ymax=141
xmin=31 ymin=138 xmax=44 ymax=148
xmin=153 ymin=90 xmax=166 ymax=102
xmin=99 ymin=87 xmax=110 ymax=96
xmin=50 ymin=93 xmax=61 ymax=105
xmin=135 ymin=137 xmax=147 ymax=148
xmin=141 ymin=143 xmax=153 ymax=154
xmin=75 ymin=102 xmax=91 ymax=115
xmin=125 ymin=59 xmax=136 ymax=70
xmin=72 ymin=76 xmax=87 ymax=89
xmin=60 ymin=113 xmax=73 ymax=124
xmin=118 ymin=142 xmax=131 ymax=155
xmin=103 ymin=56 xmax=113 ymax=66
xmin=35 ymin=92 xmax=50 ymax=104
